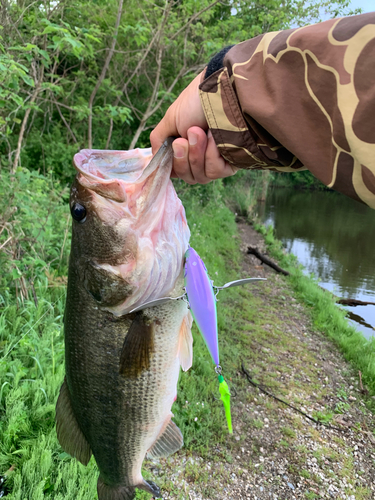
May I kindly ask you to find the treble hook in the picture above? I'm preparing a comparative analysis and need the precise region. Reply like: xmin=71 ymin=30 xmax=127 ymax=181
xmin=211 ymin=382 xmax=237 ymax=400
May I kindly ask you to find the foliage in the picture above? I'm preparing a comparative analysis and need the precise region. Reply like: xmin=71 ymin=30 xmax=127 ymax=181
xmin=269 ymin=170 xmax=331 ymax=190
xmin=0 ymin=168 xmax=70 ymax=304
xmin=0 ymin=0 xmax=357 ymax=182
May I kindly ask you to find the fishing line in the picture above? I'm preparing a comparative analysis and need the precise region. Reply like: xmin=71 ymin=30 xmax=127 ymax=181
xmin=1 ymin=291 xmax=65 ymax=361
xmin=241 ymin=364 xmax=344 ymax=432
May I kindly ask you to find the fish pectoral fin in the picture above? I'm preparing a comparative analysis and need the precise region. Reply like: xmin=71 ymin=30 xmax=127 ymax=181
xmin=146 ymin=418 xmax=183 ymax=459
xmin=178 ymin=312 xmax=193 ymax=372
xmin=119 ymin=313 xmax=154 ymax=378
xmin=97 ymin=477 xmax=161 ymax=500
xmin=55 ymin=379 xmax=92 ymax=466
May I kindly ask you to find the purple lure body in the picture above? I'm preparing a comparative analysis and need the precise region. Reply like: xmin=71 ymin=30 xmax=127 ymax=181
xmin=184 ymin=247 xmax=219 ymax=365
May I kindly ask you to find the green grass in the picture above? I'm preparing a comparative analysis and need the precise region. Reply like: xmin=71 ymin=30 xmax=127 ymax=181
xmin=281 ymin=426 xmax=296 ymax=439
xmin=0 ymin=177 xmax=245 ymax=497
xmin=1 ymin=173 xmax=374 ymax=498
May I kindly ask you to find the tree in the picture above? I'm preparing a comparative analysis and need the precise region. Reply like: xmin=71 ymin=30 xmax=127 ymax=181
xmin=0 ymin=0 xmax=357 ymax=180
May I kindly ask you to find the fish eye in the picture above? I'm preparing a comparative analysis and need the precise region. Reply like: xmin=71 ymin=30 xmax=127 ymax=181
xmin=71 ymin=203 xmax=87 ymax=223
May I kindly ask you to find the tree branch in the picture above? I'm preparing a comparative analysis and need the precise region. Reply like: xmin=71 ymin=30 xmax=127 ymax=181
xmin=105 ymin=0 xmax=171 ymax=148
xmin=12 ymin=65 xmax=44 ymax=173
xmin=129 ymin=62 xmax=187 ymax=149
xmin=170 ymin=0 xmax=222 ymax=40
xmin=54 ymin=99 xmax=78 ymax=143
xmin=88 ymin=0 xmax=124 ymax=148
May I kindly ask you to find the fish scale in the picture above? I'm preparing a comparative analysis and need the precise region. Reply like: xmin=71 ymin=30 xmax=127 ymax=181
xmin=56 ymin=139 xmax=192 ymax=500
xmin=62 ymin=252 xmax=189 ymax=495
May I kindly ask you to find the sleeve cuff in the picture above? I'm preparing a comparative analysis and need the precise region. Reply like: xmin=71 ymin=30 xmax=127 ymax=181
xmin=199 ymin=67 xmax=271 ymax=168
xmin=199 ymin=67 xmax=304 ymax=172
xmin=205 ymin=46 xmax=234 ymax=79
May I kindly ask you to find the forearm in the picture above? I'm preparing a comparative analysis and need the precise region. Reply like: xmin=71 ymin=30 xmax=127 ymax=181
xmin=199 ymin=13 xmax=375 ymax=208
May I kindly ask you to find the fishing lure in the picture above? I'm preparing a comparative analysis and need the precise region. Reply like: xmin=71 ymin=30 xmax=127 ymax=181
xmin=183 ymin=247 xmax=266 ymax=433
xmin=130 ymin=246 xmax=266 ymax=433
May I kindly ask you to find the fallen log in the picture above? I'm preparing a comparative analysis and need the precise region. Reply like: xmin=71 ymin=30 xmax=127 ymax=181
xmin=337 ymin=298 xmax=375 ymax=307
xmin=247 ymin=246 xmax=290 ymax=276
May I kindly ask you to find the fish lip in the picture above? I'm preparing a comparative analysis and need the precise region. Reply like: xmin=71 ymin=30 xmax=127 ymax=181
xmin=72 ymin=138 xmax=174 ymax=203
xmin=73 ymin=148 xmax=152 ymax=185
xmin=136 ymin=137 xmax=175 ymax=182
xmin=73 ymin=138 xmax=174 ymax=185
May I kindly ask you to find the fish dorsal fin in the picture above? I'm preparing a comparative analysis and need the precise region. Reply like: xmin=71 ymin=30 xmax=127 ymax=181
xmin=146 ymin=418 xmax=183 ymax=459
xmin=55 ymin=378 xmax=92 ymax=465
xmin=178 ymin=312 xmax=193 ymax=372
xmin=119 ymin=313 xmax=154 ymax=378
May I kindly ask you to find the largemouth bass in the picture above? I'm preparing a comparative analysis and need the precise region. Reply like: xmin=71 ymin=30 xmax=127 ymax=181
xmin=56 ymin=138 xmax=192 ymax=500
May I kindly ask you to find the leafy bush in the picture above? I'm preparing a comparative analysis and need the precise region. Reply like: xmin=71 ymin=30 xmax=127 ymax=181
xmin=0 ymin=168 xmax=70 ymax=304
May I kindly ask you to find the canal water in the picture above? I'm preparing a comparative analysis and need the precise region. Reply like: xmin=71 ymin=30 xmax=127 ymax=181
xmin=257 ymin=188 xmax=375 ymax=339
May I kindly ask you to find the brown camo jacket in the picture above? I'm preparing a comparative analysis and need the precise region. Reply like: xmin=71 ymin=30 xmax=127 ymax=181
xmin=199 ymin=12 xmax=375 ymax=209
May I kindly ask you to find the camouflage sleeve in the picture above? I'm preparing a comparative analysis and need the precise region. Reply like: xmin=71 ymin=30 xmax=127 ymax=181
xmin=199 ymin=13 xmax=375 ymax=209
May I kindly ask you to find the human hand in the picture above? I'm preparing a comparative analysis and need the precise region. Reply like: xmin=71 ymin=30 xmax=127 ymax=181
xmin=150 ymin=72 xmax=238 ymax=184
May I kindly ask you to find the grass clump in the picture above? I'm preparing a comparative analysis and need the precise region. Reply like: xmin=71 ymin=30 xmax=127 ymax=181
xmin=281 ymin=426 xmax=296 ymax=439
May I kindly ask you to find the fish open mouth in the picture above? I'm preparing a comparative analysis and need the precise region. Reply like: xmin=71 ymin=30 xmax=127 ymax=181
xmin=73 ymin=138 xmax=174 ymax=204
xmin=70 ymin=138 xmax=187 ymax=315
xmin=73 ymin=148 xmax=153 ymax=185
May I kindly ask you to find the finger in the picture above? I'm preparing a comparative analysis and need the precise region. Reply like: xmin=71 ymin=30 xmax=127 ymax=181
xmin=150 ymin=71 xmax=207 ymax=155
xmin=150 ymin=105 xmax=178 ymax=155
xmin=205 ymin=131 xmax=239 ymax=179
xmin=171 ymin=138 xmax=197 ymax=184
xmin=186 ymin=127 xmax=210 ymax=184
xmin=150 ymin=127 xmax=165 ymax=156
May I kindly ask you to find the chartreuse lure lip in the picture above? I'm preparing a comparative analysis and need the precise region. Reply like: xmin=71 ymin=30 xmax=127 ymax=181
xmin=129 ymin=246 xmax=266 ymax=433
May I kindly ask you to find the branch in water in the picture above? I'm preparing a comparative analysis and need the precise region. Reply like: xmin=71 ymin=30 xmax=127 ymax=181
xmin=336 ymin=298 xmax=375 ymax=307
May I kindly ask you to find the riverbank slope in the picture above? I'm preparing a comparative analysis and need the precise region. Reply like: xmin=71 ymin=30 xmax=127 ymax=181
xmin=148 ymin=218 xmax=375 ymax=500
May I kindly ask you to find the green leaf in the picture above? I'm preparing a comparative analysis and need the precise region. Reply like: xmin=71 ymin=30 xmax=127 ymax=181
xmin=37 ymin=49 xmax=50 ymax=62
xmin=12 ymin=268 xmax=22 ymax=279
xmin=9 ymin=94 xmax=23 ymax=106
xmin=20 ymin=74 xmax=35 ymax=87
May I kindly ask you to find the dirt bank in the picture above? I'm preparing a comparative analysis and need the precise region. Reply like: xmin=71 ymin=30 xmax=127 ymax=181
xmin=146 ymin=221 xmax=375 ymax=500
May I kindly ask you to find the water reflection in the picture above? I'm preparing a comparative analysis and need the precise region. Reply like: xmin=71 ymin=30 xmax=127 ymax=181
xmin=257 ymin=188 xmax=375 ymax=339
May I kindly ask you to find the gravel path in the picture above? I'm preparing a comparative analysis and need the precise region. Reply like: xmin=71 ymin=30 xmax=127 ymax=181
xmin=146 ymin=222 xmax=375 ymax=500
